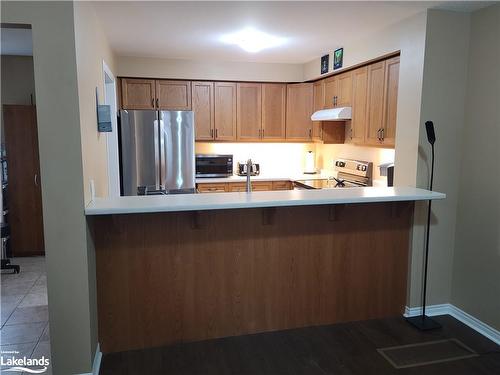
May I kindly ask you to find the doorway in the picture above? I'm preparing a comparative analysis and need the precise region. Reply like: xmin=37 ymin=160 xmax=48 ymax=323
xmin=1 ymin=24 xmax=51 ymax=373
xmin=103 ymin=61 xmax=120 ymax=197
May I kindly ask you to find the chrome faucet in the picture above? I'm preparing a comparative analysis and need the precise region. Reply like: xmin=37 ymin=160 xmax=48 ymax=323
xmin=246 ymin=158 xmax=252 ymax=193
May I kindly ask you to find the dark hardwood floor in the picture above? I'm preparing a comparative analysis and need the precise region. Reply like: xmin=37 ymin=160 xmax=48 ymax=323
xmin=100 ymin=315 xmax=500 ymax=375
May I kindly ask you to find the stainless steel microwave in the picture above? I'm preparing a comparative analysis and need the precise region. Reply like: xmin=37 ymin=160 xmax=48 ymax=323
xmin=195 ymin=154 xmax=233 ymax=178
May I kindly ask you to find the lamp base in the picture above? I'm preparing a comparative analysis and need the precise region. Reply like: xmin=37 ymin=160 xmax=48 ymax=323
xmin=406 ymin=315 xmax=442 ymax=331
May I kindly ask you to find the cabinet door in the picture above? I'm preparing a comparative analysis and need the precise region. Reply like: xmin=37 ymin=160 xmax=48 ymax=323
xmin=214 ymin=82 xmax=237 ymax=141
xmin=197 ymin=183 xmax=228 ymax=193
xmin=286 ymin=83 xmax=313 ymax=141
xmin=262 ymin=83 xmax=286 ymax=140
xmin=336 ymin=71 xmax=353 ymax=107
xmin=323 ymin=76 xmax=337 ymax=108
xmin=192 ymin=81 xmax=214 ymax=141
xmin=237 ymin=83 xmax=262 ymax=141
xmin=346 ymin=67 xmax=368 ymax=144
xmin=365 ymin=61 xmax=386 ymax=145
xmin=382 ymin=56 xmax=399 ymax=147
xmin=228 ymin=183 xmax=247 ymax=192
xmin=312 ymin=80 xmax=325 ymax=141
xmin=156 ymin=80 xmax=191 ymax=110
xmin=121 ymin=78 xmax=156 ymax=109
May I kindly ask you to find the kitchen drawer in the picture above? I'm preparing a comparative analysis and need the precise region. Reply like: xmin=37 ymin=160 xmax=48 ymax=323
xmin=197 ymin=183 xmax=228 ymax=193
xmin=228 ymin=183 xmax=247 ymax=192
xmin=272 ymin=181 xmax=292 ymax=190
xmin=251 ymin=181 xmax=273 ymax=191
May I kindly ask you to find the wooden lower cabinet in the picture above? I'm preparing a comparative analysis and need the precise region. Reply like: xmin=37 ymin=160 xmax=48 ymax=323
xmin=198 ymin=180 xmax=292 ymax=193
xmin=196 ymin=183 xmax=228 ymax=193
xmin=272 ymin=181 xmax=292 ymax=190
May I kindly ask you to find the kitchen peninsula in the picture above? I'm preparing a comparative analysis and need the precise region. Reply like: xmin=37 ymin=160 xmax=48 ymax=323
xmin=86 ymin=187 xmax=444 ymax=353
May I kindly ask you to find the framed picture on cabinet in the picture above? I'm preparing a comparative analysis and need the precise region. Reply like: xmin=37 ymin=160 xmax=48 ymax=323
xmin=320 ymin=54 xmax=329 ymax=74
xmin=334 ymin=48 xmax=344 ymax=70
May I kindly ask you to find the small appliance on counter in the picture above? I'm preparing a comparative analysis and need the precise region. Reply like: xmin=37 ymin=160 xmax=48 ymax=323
xmin=304 ymin=150 xmax=317 ymax=174
xmin=379 ymin=163 xmax=395 ymax=187
xmin=237 ymin=161 xmax=260 ymax=176
xmin=195 ymin=154 xmax=233 ymax=178
xmin=294 ymin=158 xmax=373 ymax=189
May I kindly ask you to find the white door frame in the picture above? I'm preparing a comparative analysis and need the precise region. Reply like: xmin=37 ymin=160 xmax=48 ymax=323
xmin=102 ymin=60 xmax=120 ymax=197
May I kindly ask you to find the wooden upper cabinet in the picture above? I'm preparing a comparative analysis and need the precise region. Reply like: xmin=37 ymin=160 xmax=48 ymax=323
xmin=312 ymin=80 xmax=325 ymax=141
xmin=323 ymin=76 xmax=337 ymax=108
xmin=382 ymin=56 xmax=399 ymax=147
xmin=192 ymin=81 xmax=214 ymax=141
xmin=214 ymin=82 xmax=237 ymax=141
xmin=323 ymin=72 xmax=352 ymax=108
xmin=286 ymin=83 xmax=313 ymax=141
xmin=262 ymin=83 xmax=286 ymax=140
xmin=237 ymin=83 xmax=262 ymax=141
xmin=365 ymin=61 xmax=386 ymax=145
xmin=156 ymin=80 xmax=191 ymax=110
xmin=346 ymin=66 xmax=368 ymax=144
xmin=121 ymin=78 xmax=156 ymax=109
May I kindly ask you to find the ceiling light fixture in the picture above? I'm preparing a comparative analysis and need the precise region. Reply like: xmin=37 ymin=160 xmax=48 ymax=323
xmin=220 ymin=27 xmax=286 ymax=53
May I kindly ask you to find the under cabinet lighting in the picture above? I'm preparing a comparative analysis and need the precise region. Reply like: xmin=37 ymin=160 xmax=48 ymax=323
xmin=220 ymin=28 xmax=286 ymax=53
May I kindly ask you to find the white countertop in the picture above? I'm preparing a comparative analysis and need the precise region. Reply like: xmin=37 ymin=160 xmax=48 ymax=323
xmin=85 ymin=187 xmax=445 ymax=216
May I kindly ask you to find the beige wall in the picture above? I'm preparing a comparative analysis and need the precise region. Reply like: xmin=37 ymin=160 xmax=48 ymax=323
xmin=118 ymin=55 xmax=304 ymax=82
xmin=1 ymin=1 xmax=96 ymax=374
xmin=74 ymin=1 xmax=117 ymax=204
xmin=451 ymin=4 xmax=500 ymax=330
xmin=411 ymin=10 xmax=471 ymax=307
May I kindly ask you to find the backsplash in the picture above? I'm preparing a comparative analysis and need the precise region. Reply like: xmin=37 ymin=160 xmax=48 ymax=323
xmin=195 ymin=142 xmax=318 ymax=177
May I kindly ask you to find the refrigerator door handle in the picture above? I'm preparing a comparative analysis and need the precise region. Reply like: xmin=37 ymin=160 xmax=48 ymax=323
xmin=159 ymin=113 xmax=166 ymax=190
xmin=154 ymin=116 xmax=161 ymax=191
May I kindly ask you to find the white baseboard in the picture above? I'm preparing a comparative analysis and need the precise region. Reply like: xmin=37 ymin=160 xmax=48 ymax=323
xmin=404 ymin=303 xmax=500 ymax=345
xmin=77 ymin=343 xmax=102 ymax=375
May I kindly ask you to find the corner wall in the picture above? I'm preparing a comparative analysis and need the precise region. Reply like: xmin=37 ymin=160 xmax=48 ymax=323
xmin=1 ymin=1 xmax=96 ymax=373
xmin=451 ymin=4 xmax=500 ymax=330
xmin=74 ymin=1 xmax=117 ymax=204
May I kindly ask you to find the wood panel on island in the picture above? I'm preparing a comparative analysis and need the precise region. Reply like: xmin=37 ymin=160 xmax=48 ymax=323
xmin=91 ymin=201 xmax=413 ymax=353
xmin=118 ymin=54 xmax=399 ymax=147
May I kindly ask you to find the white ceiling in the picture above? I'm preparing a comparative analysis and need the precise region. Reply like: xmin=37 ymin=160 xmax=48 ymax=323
xmin=1 ymin=28 xmax=33 ymax=56
xmin=92 ymin=1 xmax=493 ymax=64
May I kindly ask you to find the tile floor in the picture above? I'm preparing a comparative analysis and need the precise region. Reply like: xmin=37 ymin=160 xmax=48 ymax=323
xmin=1 ymin=256 xmax=51 ymax=374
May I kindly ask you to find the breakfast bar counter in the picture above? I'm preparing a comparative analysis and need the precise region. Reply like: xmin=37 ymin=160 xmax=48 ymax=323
xmin=85 ymin=187 xmax=444 ymax=215
xmin=87 ymin=187 xmax=444 ymax=354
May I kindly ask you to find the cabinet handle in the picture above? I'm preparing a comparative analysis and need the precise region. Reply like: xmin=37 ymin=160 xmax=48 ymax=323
xmin=210 ymin=129 xmax=213 ymax=138
xmin=309 ymin=128 xmax=312 ymax=138
xmin=215 ymin=129 xmax=218 ymax=138
xmin=152 ymin=99 xmax=155 ymax=108
xmin=381 ymin=128 xmax=385 ymax=141
xmin=156 ymin=98 xmax=159 ymax=108
xmin=262 ymin=128 xmax=264 ymax=138
xmin=350 ymin=128 xmax=353 ymax=139
xmin=34 ymin=173 xmax=38 ymax=186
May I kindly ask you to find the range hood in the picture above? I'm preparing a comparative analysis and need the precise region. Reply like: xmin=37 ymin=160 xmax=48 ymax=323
xmin=311 ymin=107 xmax=352 ymax=121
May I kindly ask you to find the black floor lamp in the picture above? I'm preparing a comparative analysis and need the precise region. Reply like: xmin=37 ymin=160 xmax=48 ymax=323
xmin=406 ymin=121 xmax=442 ymax=331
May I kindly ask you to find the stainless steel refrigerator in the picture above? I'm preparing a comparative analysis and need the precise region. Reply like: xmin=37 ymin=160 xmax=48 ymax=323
xmin=119 ymin=110 xmax=195 ymax=195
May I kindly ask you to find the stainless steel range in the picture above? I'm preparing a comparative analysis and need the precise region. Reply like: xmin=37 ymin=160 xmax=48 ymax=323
xmin=294 ymin=158 xmax=373 ymax=189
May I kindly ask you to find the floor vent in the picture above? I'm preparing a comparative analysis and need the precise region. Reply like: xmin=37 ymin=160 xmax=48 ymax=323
xmin=377 ymin=338 xmax=478 ymax=369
